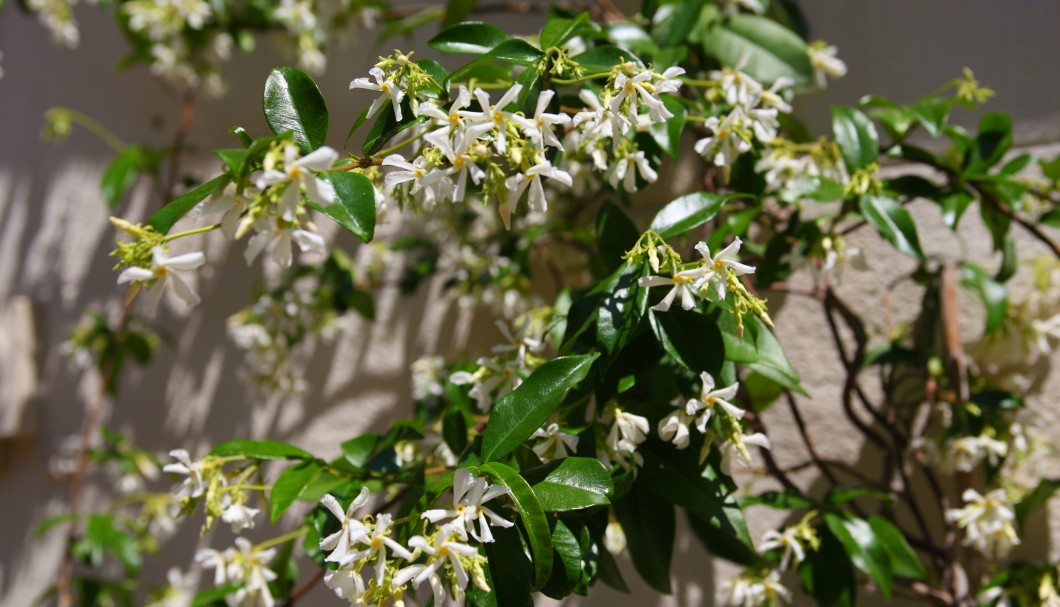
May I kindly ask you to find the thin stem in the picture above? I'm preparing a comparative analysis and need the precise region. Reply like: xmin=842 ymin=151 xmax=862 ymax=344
xmin=164 ymin=223 xmax=221 ymax=242
xmin=374 ymin=129 xmax=428 ymax=158
xmin=255 ymin=527 xmax=309 ymax=552
xmin=164 ymin=88 xmax=197 ymax=204
xmin=58 ymin=108 xmax=129 ymax=152
xmin=552 ymin=72 xmax=612 ymax=85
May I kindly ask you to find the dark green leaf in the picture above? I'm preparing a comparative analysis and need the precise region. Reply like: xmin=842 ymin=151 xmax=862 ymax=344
xmin=1041 ymin=207 xmax=1060 ymax=229
xmin=909 ymin=97 xmax=952 ymax=137
xmin=209 ymin=439 xmax=314 ymax=461
xmin=779 ymin=175 xmax=844 ymax=204
xmin=649 ymin=308 xmax=725 ymax=375
xmin=262 ymin=67 xmax=329 ymax=154
xmin=192 ymin=583 xmax=244 ymax=607
xmin=596 ymin=202 xmax=640 ymax=272
xmin=213 ymin=149 xmax=248 ymax=174
xmin=868 ymin=516 xmax=925 ymax=581
xmin=614 ymin=475 xmax=674 ymax=593
xmin=146 ymin=174 xmax=228 ymax=234
xmin=1015 ymin=479 xmax=1060 ymax=531
xmin=362 ymin=99 xmax=429 ymax=156
xmin=859 ymin=194 xmax=924 ymax=259
xmin=825 ymin=513 xmax=893 ymax=600
xmin=719 ymin=313 xmax=805 ymax=395
xmin=270 ymin=460 xmax=323 ymax=523
xmin=966 ymin=113 xmax=1012 ymax=175
xmin=308 ymin=171 xmax=376 ymax=243
xmin=479 ymin=524 xmax=533 ymax=607
xmin=442 ymin=0 xmax=477 ymax=27
xmin=481 ymin=39 xmax=545 ymax=65
xmin=832 ymin=106 xmax=879 ymax=172
xmin=702 ymin=15 xmax=813 ymax=85
xmin=825 ymin=487 xmax=893 ymax=506
xmin=801 ymin=525 xmax=856 ymax=607
xmin=479 ymin=462 xmax=553 ymax=590
xmin=429 ymin=21 xmax=510 ymax=54
xmin=739 ymin=491 xmax=815 ymax=510
xmin=940 ymin=190 xmax=975 ymax=230
xmin=649 ymin=192 xmax=734 ymax=239
xmin=524 ymin=457 xmax=613 ymax=512
xmin=542 ymin=518 xmax=583 ymax=598
xmin=481 ymin=354 xmax=599 ymax=461
xmin=540 ymin=13 xmax=592 ymax=49
xmin=960 ymin=263 xmax=1008 ymax=332
xmin=572 ymin=45 xmax=643 ymax=74
xmin=596 ymin=264 xmax=648 ymax=358
xmin=101 ymin=146 xmax=144 ymax=209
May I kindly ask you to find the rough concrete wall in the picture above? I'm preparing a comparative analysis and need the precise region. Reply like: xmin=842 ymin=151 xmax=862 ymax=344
xmin=0 ymin=2 xmax=1058 ymax=606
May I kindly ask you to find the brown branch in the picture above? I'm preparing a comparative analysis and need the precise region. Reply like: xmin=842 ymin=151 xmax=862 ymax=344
xmin=164 ymin=88 xmax=197 ymax=204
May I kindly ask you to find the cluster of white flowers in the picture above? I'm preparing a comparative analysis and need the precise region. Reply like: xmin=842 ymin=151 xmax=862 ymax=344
xmin=723 ymin=569 xmax=793 ymax=607
xmin=694 ymin=68 xmax=792 ymax=168
xmin=945 ymin=488 xmax=1020 ymax=559
xmin=938 ymin=434 xmax=1009 ymax=473
xmin=197 ymin=537 xmax=279 ymax=607
xmin=530 ymin=422 xmax=580 ymax=461
xmin=318 ymin=469 xmax=510 ymax=606
xmin=638 ymin=238 xmax=756 ymax=312
xmin=450 ymin=317 xmax=546 ymax=412
xmin=163 ymin=449 xmax=261 ymax=534
xmin=27 ymin=0 xmax=80 ymax=48
xmin=808 ymin=41 xmax=848 ymax=90
xmin=411 ymin=354 xmax=448 ymax=400
xmin=116 ymin=245 xmax=206 ymax=318
xmin=599 ymin=405 xmax=650 ymax=470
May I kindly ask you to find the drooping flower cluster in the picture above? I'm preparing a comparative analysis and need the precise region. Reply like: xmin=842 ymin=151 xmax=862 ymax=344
xmin=317 ymin=469 xmax=510 ymax=606
xmin=450 ymin=316 xmax=547 ymax=412
xmin=197 ymin=537 xmax=278 ymax=607
xmin=694 ymin=68 xmax=793 ymax=168
xmin=163 ymin=449 xmax=261 ymax=534
xmin=945 ymin=488 xmax=1021 ymax=559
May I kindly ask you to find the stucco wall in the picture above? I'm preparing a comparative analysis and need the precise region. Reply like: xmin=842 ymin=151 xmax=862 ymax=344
xmin=1 ymin=2 xmax=1059 ymax=606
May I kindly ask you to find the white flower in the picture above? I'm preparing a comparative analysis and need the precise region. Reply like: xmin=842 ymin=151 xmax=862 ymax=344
xmin=531 ymin=423 xmax=579 ymax=461
xmin=945 ymin=488 xmax=1020 ymax=559
xmin=381 ymin=154 xmax=430 ymax=194
xmin=162 ymin=449 xmax=208 ymax=499
xmin=809 ymin=41 xmax=847 ymax=89
xmin=611 ymin=65 xmax=673 ymax=125
xmin=350 ymin=67 xmax=405 ymax=121
xmin=759 ymin=527 xmax=806 ymax=570
xmin=573 ymin=88 xmax=624 ymax=142
xmin=228 ymin=537 xmax=279 ymax=607
xmin=339 ymin=513 xmax=414 ymax=585
xmin=221 ymin=501 xmax=260 ymax=534
xmin=714 ymin=68 xmax=764 ymax=109
xmin=319 ymin=487 xmax=371 ymax=564
xmin=695 ymin=238 xmax=756 ymax=300
xmin=393 ymin=525 xmax=484 ymax=605
xmin=450 ymin=356 xmax=521 ymax=412
xmin=638 ymin=267 xmax=709 ymax=312
xmin=658 ymin=410 xmax=694 ymax=449
xmin=195 ymin=547 xmax=228 ymax=586
xmin=513 ymin=89 xmax=571 ymax=149
xmin=244 ymin=219 xmax=326 ymax=268
xmin=503 ymin=162 xmax=573 ymax=227
xmin=724 ymin=569 xmax=792 ymax=607
xmin=255 ymin=144 xmax=337 ymax=221
xmin=687 ymin=371 xmax=744 ymax=433
xmin=463 ymin=83 xmax=523 ymax=154
xmin=607 ymin=407 xmax=650 ymax=457
xmin=721 ymin=432 xmax=772 ymax=468
xmin=423 ymin=129 xmax=485 ymax=203
xmin=145 ymin=567 xmax=195 ymax=607
xmin=490 ymin=317 xmax=545 ymax=367
xmin=324 ymin=567 xmax=366 ymax=603
xmin=609 ymin=150 xmax=658 ymax=192
xmin=942 ymin=435 xmax=1008 ymax=473
xmin=694 ymin=110 xmax=753 ymax=167
xmin=422 ymin=468 xmax=513 ymax=543
xmin=411 ymin=355 xmax=447 ymax=400
xmin=117 ymin=246 xmax=206 ymax=317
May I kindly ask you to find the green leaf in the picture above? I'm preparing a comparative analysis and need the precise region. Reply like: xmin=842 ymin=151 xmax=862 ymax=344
xmin=701 ymin=15 xmax=813 ymax=85
xmin=801 ymin=525 xmax=857 ymax=607
xmin=213 ymin=149 xmax=248 ymax=174
xmin=649 ymin=192 xmax=734 ymax=239
xmin=909 ymin=97 xmax=952 ymax=137
xmin=209 ymin=439 xmax=314 ymax=461
xmin=480 ymin=39 xmax=545 ymax=65
xmin=868 ymin=516 xmax=925 ymax=581
xmin=262 ymin=67 xmax=329 ymax=154
xmin=361 ymin=99 xmax=429 ymax=156
xmin=779 ymin=175 xmax=845 ymax=204
xmin=146 ymin=174 xmax=228 ymax=235
xmin=101 ymin=146 xmax=144 ymax=209
xmin=825 ymin=513 xmax=893 ymax=600
xmin=270 ymin=460 xmax=323 ymax=523
xmin=832 ymin=106 xmax=879 ymax=172
xmin=308 ymin=171 xmax=376 ymax=243
xmin=193 ymin=583 xmax=244 ymax=607
xmin=442 ymin=0 xmax=477 ymax=27
xmin=966 ymin=112 xmax=1013 ymax=175
xmin=1041 ymin=207 xmax=1060 ymax=229
xmin=960 ymin=263 xmax=1008 ymax=332
xmin=541 ymin=518 xmax=583 ymax=598
xmin=429 ymin=21 xmax=510 ymax=54
xmin=662 ymin=0 xmax=707 ymax=47
xmin=825 ymin=487 xmax=893 ymax=506
xmin=719 ymin=313 xmax=805 ymax=395
xmin=940 ymin=190 xmax=975 ymax=230
xmin=479 ymin=462 xmax=553 ymax=590
xmin=1015 ymin=479 xmax=1060 ymax=531
xmin=481 ymin=353 xmax=598 ymax=461
xmin=540 ymin=13 xmax=592 ymax=49
xmin=614 ymin=474 xmax=675 ymax=593
xmin=650 ymin=95 xmax=688 ymax=158
xmin=524 ymin=457 xmax=613 ymax=512
xmin=572 ymin=45 xmax=643 ymax=74
xmin=739 ymin=491 xmax=815 ymax=510
xmin=649 ymin=308 xmax=725 ymax=375
xmin=859 ymin=194 xmax=924 ymax=260
xmin=596 ymin=202 xmax=640 ymax=271
xmin=479 ymin=524 xmax=533 ymax=607
xmin=596 ymin=264 xmax=648 ymax=359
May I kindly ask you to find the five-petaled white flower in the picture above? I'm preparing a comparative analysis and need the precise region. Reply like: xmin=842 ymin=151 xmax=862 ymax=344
xmin=162 ymin=449 xmax=208 ymax=499
xmin=513 ymin=89 xmax=572 ymax=149
xmin=117 ymin=246 xmax=206 ymax=317
xmin=686 ymin=371 xmax=744 ymax=433
xmin=319 ymin=487 xmax=371 ymax=565
xmin=220 ymin=500 xmax=260 ymax=534
xmin=422 ymin=468 xmax=513 ymax=543
xmin=503 ymin=162 xmax=573 ymax=228
xmin=350 ymin=67 xmax=405 ymax=121
xmin=255 ymin=144 xmax=337 ymax=221
xmin=638 ymin=267 xmax=709 ymax=312
xmin=393 ymin=524 xmax=482 ymax=606
xmin=694 ymin=110 xmax=753 ymax=167
xmin=531 ymin=423 xmax=579 ymax=461
xmin=339 ymin=512 xmax=414 ymax=585
xmin=463 ymin=83 xmax=523 ymax=154
xmin=609 ymin=150 xmax=658 ymax=193
xmin=759 ymin=527 xmax=807 ymax=570
xmin=695 ymin=238 xmax=756 ymax=299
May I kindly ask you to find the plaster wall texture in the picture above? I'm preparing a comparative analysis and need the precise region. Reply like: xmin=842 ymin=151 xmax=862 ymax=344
xmin=1 ymin=2 xmax=1059 ymax=606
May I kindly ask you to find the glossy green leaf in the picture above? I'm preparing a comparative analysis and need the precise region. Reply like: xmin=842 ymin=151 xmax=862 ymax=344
xmin=960 ymin=263 xmax=1008 ymax=332
xmin=146 ymin=174 xmax=229 ymax=235
xmin=101 ymin=146 xmax=144 ymax=209
xmin=1041 ymin=207 xmax=1060 ymax=229
xmin=481 ymin=39 xmax=545 ymax=65
xmin=541 ymin=518 xmax=583 ymax=598
xmin=825 ymin=487 xmax=893 ymax=506
xmin=966 ymin=112 xmax=1013 ymax=175
xmin=481 ymin=353 xmax=599 ymax=461
xmin=263 ymin=67 xmax=329 ymax=154
xmin=596 ymin=202 xmax=640 ymax=271
xmin=209 ymin=439 xmax=314 ymax=461
xmin=719 ymin=313 xmax=805 ymax=395
xmin=270 ymin=460 xmax=323 ymax=523
xmin=478 ymin=524 xmax=533 ymax=607
xmin=213 ymin=148 xmax=248 ymax=175
xmin=614 ymin=475 xmax=674 ymax=593
xmin=868 ymin=516 xmax=926 ymax=581
xmin=779 ymin=175 xmax=845 ymax=204
xmin=596 ymin=264 xmax=648 ymax=358
xmin=429 ymin=21 xmax=510 ymax=54
xmin=909 ymin=96 xmax=952 ymax=137
xmin=739 ymin=491 xmax=815 ymax=510
xmin=479 ymin=462 xmax=553 ymax=590
xmin=859 ymin=194 xmax=924 ymax=260
xmin=540 ymin=13 xmax=592 ymax=49
xmin=940 ymin=190 xmax=975 ymax=230
xmin=832 ymin=106 xmax=879 ymax=172
xmin=649 ymin=192 xmax=734 ymax=239
xmin=825 ymin=513 xmax=893 ymax=600
xmin=801 ymin=525 xmax=857 ymax=607
xmin=649 ymin=308 xmax=725 ymax=375
xmin=702 ymin=15 xmax=813 ymax=85
xmin=308 ymin=171 xmax=376 ymax=243
xmin=524 ymin=457 xmax=613 ymax=512
xmin=572 ymin=45 xmax=642 ymax=74
xmin=362 ymin=99 xmax=429 ymax=156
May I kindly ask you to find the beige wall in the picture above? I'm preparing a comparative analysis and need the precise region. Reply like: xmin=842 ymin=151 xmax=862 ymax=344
xmin=1 ymin=2 xmax=1058 ymax=606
